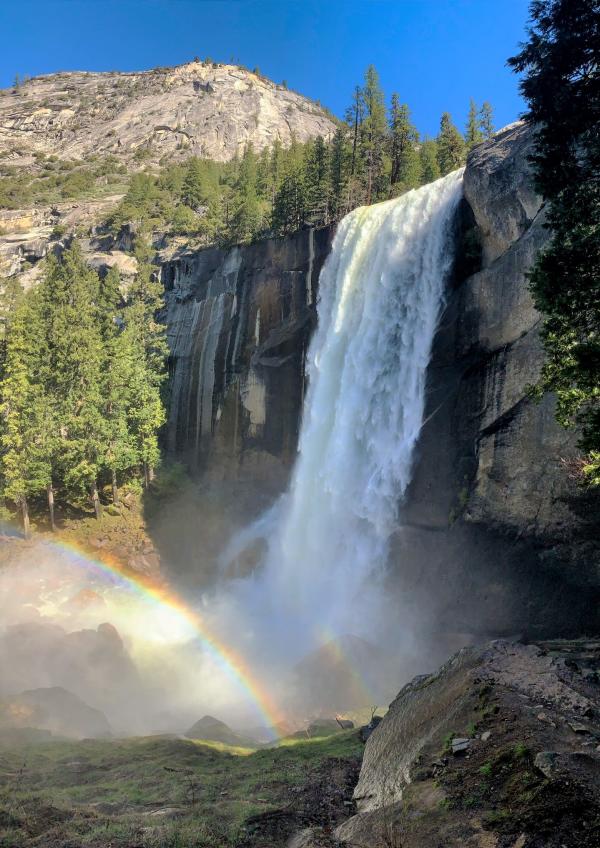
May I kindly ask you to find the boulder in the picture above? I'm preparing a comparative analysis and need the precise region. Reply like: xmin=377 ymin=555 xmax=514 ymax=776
xmin=184 ymin=714 xmax=253 ymax=747
xmin=0 ymin=686 xmax=111 ymax=738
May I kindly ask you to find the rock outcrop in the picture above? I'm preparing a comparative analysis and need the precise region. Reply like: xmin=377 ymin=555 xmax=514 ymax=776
xmin=334 ymin=639 xmax=600 ymax=848
xmin=0 ymin=62 xmax=335 ymax=168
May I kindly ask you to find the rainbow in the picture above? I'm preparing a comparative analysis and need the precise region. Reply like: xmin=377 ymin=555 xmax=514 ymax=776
xmin=33 ymin=537 xmax=286 ymax=737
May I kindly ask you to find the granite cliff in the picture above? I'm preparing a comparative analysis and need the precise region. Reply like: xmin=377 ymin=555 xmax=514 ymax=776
xmin=0 ymin=61 xmax=335 ymax=167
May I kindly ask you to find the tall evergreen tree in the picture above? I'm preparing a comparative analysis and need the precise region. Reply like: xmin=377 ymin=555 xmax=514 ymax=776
xmin=329 ymin=126 xmax=350 ymax=220
xmin=304 ymin=136 xmax=330 ymax=224
xmin=127 ymin=239 xmax=168 ymax=484
xmin=0 ymin=294 xmax=50 ymax=536
xmin=40 ymin=245 xmax=106 ymax=518
xmin=465 ymin=98 xmax=484 ymax=148
xmin=419 ymin=138 xmax=441 ymax=184
xmin=345 ymin=85 xmax=364 ymax=178
xmin=389 ymin=95 xmax=420 ymax=192
xmin=437 ymin=112 xmax=466 ymax=175
xmin=479 ymin=101 xmax=495 ymax=139
xmin=230 ymin=144 xmax=262 ymax=243
xmin=361 ymin=65 xmax=388 ymax=203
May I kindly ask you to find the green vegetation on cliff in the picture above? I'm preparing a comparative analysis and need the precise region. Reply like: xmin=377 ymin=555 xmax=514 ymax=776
xmin=509 ymin=0 xmax=600 ymax=484
xmin=100 ymin=69 xmax=494 ymax=247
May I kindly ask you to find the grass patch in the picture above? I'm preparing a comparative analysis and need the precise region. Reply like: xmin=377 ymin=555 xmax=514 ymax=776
xmin=0 ymin=731 xmax=362 ymax=847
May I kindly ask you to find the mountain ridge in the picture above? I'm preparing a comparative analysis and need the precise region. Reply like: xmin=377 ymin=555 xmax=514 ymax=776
xmin=0 ymin=60 xmax=337 ymax=168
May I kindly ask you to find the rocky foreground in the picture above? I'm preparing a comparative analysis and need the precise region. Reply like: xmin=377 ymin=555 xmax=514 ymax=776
xmin=1 ymin=639 xmax=598 ymax=848
xmin=329 ymin=639 xmax=600 ymax=848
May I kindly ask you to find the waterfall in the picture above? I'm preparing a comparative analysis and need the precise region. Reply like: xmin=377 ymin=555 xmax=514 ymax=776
xmin=216 ymin=170 xmax=463 ymax=665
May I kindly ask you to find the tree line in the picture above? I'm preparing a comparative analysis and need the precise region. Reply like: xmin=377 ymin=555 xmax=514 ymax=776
xmin=0 ymin=241 xmax=167 ymax=536
xmin=107 ymin=65 xmax=494 ymax=245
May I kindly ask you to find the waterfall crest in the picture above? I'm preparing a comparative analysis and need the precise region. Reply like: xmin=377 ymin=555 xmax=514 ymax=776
xmin=216 ymin=170 xmax=463 ymax=664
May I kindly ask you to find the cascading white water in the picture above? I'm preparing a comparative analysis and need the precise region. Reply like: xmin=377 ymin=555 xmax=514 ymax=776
xmin=215 ymin=170 xmax=464 ymax=665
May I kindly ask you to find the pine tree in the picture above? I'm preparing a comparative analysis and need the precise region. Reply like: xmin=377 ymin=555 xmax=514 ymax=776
xmin=272 ymin=164 xmax=306 ymax=236
xmin=304 ymin=136 xmax=330 ymax=225
xmin=181 ymin=157 xmax=208 ymax=209
xmin=437 ymin=112 xmax=466 ymax=175
xmin=479 ymin=102 xmax=494 ymax=139
xmin=419 ymin=138 xmax=441 ymax=184
xmin=361 ymin=65 xmax=388 ymax=203
xmin=126 ymin=239 xmax=168 ymax=484
xmin=389 ymin=95 xmax=420 ymax=192
xmin=345 ymin=85 xmax=364 ymax=178
xmin=329 ymin=126 xmax=350 ymax=221
xmin=40 ymin=245 xmax=106 ymax=518
xmin=0 ymin=293 xmax=52 ymax=535
xmin=465 ymin=98 xmax=484 ymax=148
xmin=230 ymin=144 xmax=263 ymax=243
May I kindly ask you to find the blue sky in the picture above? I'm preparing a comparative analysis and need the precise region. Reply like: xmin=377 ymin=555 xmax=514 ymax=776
xmin=0 ymin=0 xmax=531 ymax=138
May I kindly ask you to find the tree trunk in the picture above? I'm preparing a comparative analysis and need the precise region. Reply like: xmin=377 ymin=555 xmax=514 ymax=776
xmin=47 ymin=483 xmax=56 ymax=532
xmin=143 ymin=462 xmax=149 ymax=488
xmin=111 ymin=469 xmax=120 ymax=505
xmin=148 ymin=465 xmax=155 ymax=483
xmin=21 ymin=495 xmax=30 ymax=539
xmin=91 ymin=480 xmax=102 ymax=520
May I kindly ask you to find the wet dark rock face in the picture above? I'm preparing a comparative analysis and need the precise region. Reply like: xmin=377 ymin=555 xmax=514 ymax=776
xmin=402 ymin=122 xmax=599 ymax=638
xmin=162 ymin=226 xmax=333 ymax=487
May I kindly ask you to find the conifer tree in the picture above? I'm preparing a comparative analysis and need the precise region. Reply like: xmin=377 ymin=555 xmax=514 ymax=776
xmin=419 ymin=138 xmax=441 ymax=184
xmin=508 ymin=0 xmax=600 ymax=483
xmin=437 ymin=112 xmax=466 ymax=175
xmin=389 ymin=95 xmax=420 ymax=192
xmin=479 ymin=102 xmax=495 ymax=139
xmin=465 ymin=98 xmax=484 ymax=148
xmin=329 ymin=126 xmax=350 ymax=221
xmin=40 ymin=245 xmax=106 ymax=518
xmin=181 ymin=157 xmax=208 ymax=209
xmin=361 ymin=65 xmax=388 ymax=203
xmin=127 ymin=239 xmax=168 ymax=484
xmin=230 ymin=144 xmax=263 ymax=243
xmin=0 ymin=293 xmax=52 ymax=535
xmin=345 ymin=85 xmax=364 ymax=178
xmin=304 ymin=136 xmax=330 ymax=224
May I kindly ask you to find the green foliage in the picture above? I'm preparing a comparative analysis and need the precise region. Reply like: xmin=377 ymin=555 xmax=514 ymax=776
xmin=508 ymin=0 xmax=600 ymax=484
xmin=0 ymin=243 xmax=168 ymax=531
xmin=437 ymin=112 xmax=466 ymax=175
xmin=465 ymin=98 xmax=484 ymax=148
xmin=0 ymin=157 xmax=128 ymax=209
xmin=479 ymin=101 xmax=495 ymax=139
xmin=389 ymin=95 xmax=420 ymax=193
xmin=419 ymin=138 xmax=441 ymax=183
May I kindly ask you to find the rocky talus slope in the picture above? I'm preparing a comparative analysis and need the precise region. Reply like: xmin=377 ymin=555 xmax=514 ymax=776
xmin=0 ymin=62 xmax=335 ymax=166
